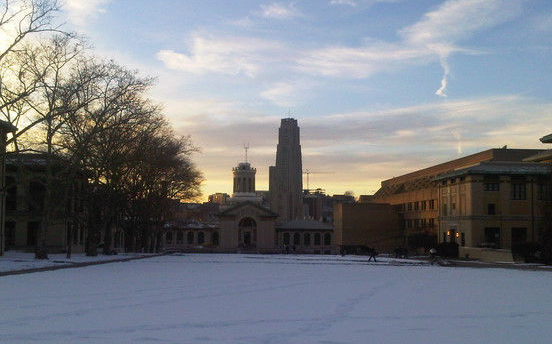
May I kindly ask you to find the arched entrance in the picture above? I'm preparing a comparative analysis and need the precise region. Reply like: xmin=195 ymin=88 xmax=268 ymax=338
xmin=238 ymin=217 xmax=257 ymax=248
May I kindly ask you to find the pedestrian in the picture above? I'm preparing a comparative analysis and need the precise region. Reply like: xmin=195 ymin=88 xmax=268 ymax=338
xmin=368 ymin=247 xmax=377 ymax=262
xmin=429 ymin=247 xmax=437 ymax=265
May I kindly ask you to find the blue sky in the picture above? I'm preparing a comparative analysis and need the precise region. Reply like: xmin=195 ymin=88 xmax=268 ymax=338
xmin=60 ymin=0 xmax=552 ymax=198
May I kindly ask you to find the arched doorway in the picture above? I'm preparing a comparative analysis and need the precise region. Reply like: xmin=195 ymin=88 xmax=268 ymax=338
xmin=238 ymin=217 xmax=257 ymax=248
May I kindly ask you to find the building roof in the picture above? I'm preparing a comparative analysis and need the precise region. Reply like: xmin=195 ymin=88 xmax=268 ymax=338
xmin=434 ymin=161 xmax=552 ymax=180
xmin=217 ymin=200 xmax=278 ymax=217
xmin=523 ymin=150 xmax=552 ymax=163
xmin=540 ymin=133 xmax=552 ymax=144
xmin=276 ymin=219 xmax=333 ymax=231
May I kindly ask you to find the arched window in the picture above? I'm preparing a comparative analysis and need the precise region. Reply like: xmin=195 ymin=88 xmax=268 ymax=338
xmin=283 ymin=232 xmax=290 ymax=245
xmin=324 ymin=233 xmax=331 ymax=246
xmin=187 ymin=231 xmax=194 ymax=244
xmin=198 ymin=231 xmax=205 ymax=244
xmin=293 ymin=233 xmax=300 ymax=245
xmin=314 ymin=233 xmax=321 ymax=246
xmin=165 ymin=231 xmax=173 ymax=244
xmin=304 ymin=233 xmax=310 ymax=247
xmin=177 ymin=231 xmax=184 ymax=244
xmin=212 ymin=231 xmax=219 ymax=245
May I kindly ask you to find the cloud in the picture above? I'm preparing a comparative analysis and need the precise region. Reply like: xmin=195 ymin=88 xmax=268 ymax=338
xmin=256 ymin=3 xmax=302 ymax=19
xmin=299 ymin=0 xmax=524 ymax=96
xmin=62 ymin=0 xmax=111 ymax=26
xmin=156 ymin=35 xmax=287 ymax=77
xmin=399 ymin=0 xmax=523 ymax=96
xmin=260 ymin=80 xmax=316 ymax=107
xmin=330 ymin=0 xmax=357 ymax=7
xmin=176 ymin=94 xmax=552 ymax=198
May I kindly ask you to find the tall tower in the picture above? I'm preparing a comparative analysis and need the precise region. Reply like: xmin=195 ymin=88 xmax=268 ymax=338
xmin=269 ymin=118 xmax=303 ymax=223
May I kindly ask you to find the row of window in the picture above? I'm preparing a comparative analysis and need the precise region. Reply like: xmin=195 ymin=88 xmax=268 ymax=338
xmin=405 ymin=218 xmax=435 ymax=229
xmin=282 ymin=232 xmax=331 ymax=247
xmin=165 ymin=231 xmax=219 ymax=246
xmin=399 ymin=200 xmax=436 ymax=212
xmin=484 ymin=180 xmax=549 ymax=201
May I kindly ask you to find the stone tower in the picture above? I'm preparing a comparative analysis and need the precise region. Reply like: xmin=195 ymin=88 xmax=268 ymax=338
xmin=269 ymin=118 xmax=303 ymax=223
xmin=227 ymin=147 xmax=262 ymax=204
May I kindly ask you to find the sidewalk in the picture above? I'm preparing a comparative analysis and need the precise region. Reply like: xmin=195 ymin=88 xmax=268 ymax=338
xmin=0 ymin=251 xmax=164 ymax=277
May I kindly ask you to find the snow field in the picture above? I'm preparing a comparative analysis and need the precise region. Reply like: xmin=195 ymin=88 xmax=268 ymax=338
xmin=1 ymin=254 xmax=551 ymax=344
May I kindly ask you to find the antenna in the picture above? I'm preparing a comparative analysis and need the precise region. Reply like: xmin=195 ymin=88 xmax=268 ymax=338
xmin=286 ymin=107 xmax=293 ymax=118
xmin=243 ymin=142 xmax=250 ymax=163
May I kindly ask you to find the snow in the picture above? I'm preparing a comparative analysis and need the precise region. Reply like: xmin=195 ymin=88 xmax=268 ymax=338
xmin=1 ymin=254 xmax=552 ymax=344
xmin=0 ymin=251 xmax=151 ymax=273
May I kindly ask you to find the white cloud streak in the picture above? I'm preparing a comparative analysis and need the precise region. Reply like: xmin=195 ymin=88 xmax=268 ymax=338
xmin=62 ymin=0 xmax=111 ymax=26
xmin=156 ymin=35 xmax=287 ymax=77
xmin=256 ymin=2 xmax=302 ymax=19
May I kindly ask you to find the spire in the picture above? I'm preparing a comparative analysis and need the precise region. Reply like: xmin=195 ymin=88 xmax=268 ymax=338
xmin=243 ymin=142 xmax=250 ymax=163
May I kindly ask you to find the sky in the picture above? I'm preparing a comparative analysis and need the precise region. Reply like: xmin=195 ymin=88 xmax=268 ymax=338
xmin=57 ymin=0 xmax=552 ymax=200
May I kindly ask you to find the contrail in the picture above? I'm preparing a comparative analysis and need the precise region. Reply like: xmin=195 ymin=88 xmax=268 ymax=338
xmin=435 ymin=55 xmax=450 ymax=97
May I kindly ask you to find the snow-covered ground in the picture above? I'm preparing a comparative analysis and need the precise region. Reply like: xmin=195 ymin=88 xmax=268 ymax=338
xmin=0 ymin=251 xmax=151 ymax=273
xmin=1 ymin=254 xmax=551 ymax=344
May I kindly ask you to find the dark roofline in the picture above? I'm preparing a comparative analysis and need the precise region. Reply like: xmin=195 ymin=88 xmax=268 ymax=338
xmin=434 ymin=161 xmax=552 ymax=180
xmin=540 ymin=133 xmax=552 ymax=144
xmin=217 ymin=201 xmax=278 ymax=217
xmin=381 ymin=148 xmax=545 ymax=186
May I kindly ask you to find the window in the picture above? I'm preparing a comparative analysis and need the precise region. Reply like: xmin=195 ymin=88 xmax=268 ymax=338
xmin=537 ymin=183 xmax=547 ymax=200
xmin=414 ymin=202 xmax=419 ymax=211
xmin=283 ymin=233 xmax=290 ymax=245
xmin=407 ymin=219 xmax=412 ymax=228
xmin=176 ymin=231 xmax=183 ymax=244
xmin=407 ymin=203 xmax=412 ymax=211
xmin=324 ymin=233 xmax=331 ymax=246
xmin=212 ymin=232 xmax=219 ymax=246
xmin=484 ymin=227 xmax=500 ymax=248
xmin=304 ymin=233 xmax=310 ymax=247
xmin=27 ymin=221 xmax=39 ymax=246
xmin=293 ymin=233 xmax=300 ymax=245
xmin=414 ymin=219 xmax=420 ymax=228
xmin=484 ymin=176 xmax=500 ymax=191
xmin=442 ymin=203 xmax=447 ymax=215
xmin=421 ymin=219 xmax=427 ymax=228
xmin=314 ymin=233 xmax=321 ymax=246
xmin=441 ymin=180 xmax=447 ymax=186
xmin=187 ymin=231 xmax=194 ymax=244
xmin=429 ymin=199 xmax=435 ymax=210
xmin=198 ymin=232 xmax=205 ymax=245
xmin=487 ymin=203 xmax=496 ymax=215
xmin=451 ymin=202 xmax=456 ymax=210
xmin=461 ymin=232 xmax=465 ymax=246
xmin=6 ymin=177 xmax=16 ymax=211
xmin=421 ymin=201 xmax=427 ymax=210
xmin=5 ymin=221 xmax=16 ymax=247
xmin=165 ymin=231 xmax=173 ymax=244
xmin=511 ymin=183 xmax=526 ymax=200
xmin=428 ymin=218 xmax=435 ymax=228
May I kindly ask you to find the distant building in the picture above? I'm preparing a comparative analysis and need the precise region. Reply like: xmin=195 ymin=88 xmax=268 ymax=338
xmin=269 ymin=118 xmax=303 ymax=223
xmin=333 ymin=203 xmax=402 ymax=253
xmin=208 ymin=193 xmax=229 ymax=205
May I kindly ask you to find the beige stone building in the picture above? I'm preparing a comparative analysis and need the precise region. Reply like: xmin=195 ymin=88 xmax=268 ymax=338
xmin=371 ymin=148 xmax=545 ymax=252
xmin=435 ymin=161 xmax=550 ymax=260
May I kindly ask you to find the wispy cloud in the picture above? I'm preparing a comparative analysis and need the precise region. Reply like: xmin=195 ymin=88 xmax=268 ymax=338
xmin=300 ymin=0 xmax=523 ymax=96
xmin=176 ymin=94 xmax=552 ymax=196
xmin=156 ymin=35 xmax=286 ymax=77
xmin=62 ymin=0 xmax=111 ymax=27
xmin=256 ymin=2 xmax=302 ymax=19
xmin=330 ymin=0 xmax=357 ymax=7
